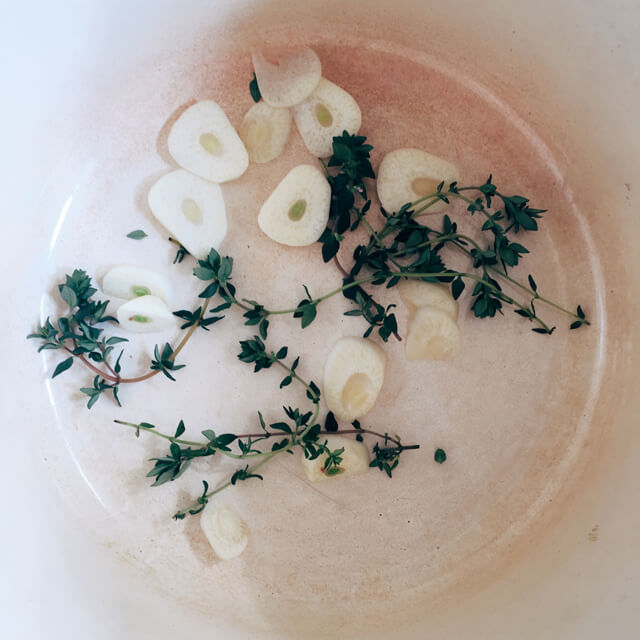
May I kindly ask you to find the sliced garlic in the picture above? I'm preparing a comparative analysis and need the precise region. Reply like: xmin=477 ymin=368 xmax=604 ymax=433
xmin=398 ymin=279 xmax=459 ymax=320
xmin=257 ymin=164 xmax=331 ymax=246
xmin=292 ymin=78 xmax=362 ymax=158
xmin=239 ymin=101 xmax=291 ymax=164
xmin=377 ymin=148 xmax=460 ymax=215
xmin=323 ymin=337 xmax=386 ymax=422
xmin=251 ymin=47 xmax=321 ymax=108
xmin=116 ymin=295 xmax=176 ymax=333
xmin=102 ymin=266 xmax=172 ymax=304
xmin=200 ymin=502 xmax=249 ymax=560
xmin=167 ymin=101 xmax=248 ymax=183
xmin=405 ymin=305 xmax=461 ymax=361
xmin=148 ymin=169 xmax=227 ymax=260
xmin=301 ymin=435 xmax=371 ymax=483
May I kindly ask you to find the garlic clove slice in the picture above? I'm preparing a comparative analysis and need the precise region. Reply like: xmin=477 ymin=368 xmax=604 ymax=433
xmin=301 ymin=435 xmax=371 ymax=483
xmin=323 ymin=337 xmax=386 ymax=422
xmin=116 ymin=295 xmax=176 ymax=333
xmin=251 ymin=47 xmax=321 ymax=108
xmin=148 ymin=169 xmax=227 ymax=260
xmin=102 ymin=265 xmax=172 ymax=304
xmin=257 ymin=164 xmax=331 ymax=246
xmin=168 ymin=101 xmax=248 ymax=183
xmin=377 ymin=148 xmax=460 ymax=215
xmin=292 ymin=78 xmax=362 ymax=158
xmin=405 ymin=305 xmax=461 ymax=361
xmin=239 ymin=101 xmax=291 ymax=164
xmin=200 ymin=502 xmax=249 ymax=560
xmin=398 ymin=279 xmax=459 ymax=320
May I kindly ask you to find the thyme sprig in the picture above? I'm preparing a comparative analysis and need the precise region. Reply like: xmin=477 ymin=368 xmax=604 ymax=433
xmin=313 ymin=133 xmax=589 ymax=339
xmin=115 ymin=408 xmax=419 ymax=518
xmin=114 ymin=336 xmax=419 ymax=518
xmin=27 ymin=269 xmax=203 ymax=408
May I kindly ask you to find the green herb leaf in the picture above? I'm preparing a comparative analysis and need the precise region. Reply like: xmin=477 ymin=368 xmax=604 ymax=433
xmin=324 ymin=411 xmax=338 ymax=432
xmin=270 ymin=422 xmax=292 ymax=434
xmin=126 ymin=229 xmax=148 ymax=240
xmin=451 ymin=276 xmax=465 ymax=300
xmin=175 ymin=420 xmax=186 ymax=438
xmin=293 ymin=300 xmax=317 ymax=329
xmin=52 ymin=356 xmax=73 ymax=378
xmin=150 ymin=343 xmax=186 ymax=381
xmin=231 ymin=465 xmax=264 ymax=485
xmin=259 ymin=318 xmax=269 ymax=340
xmin=249 ymin=73 xmax=261 ymax=102
xmin=170 ymin=238 xmax=190 ymax=264
xmin=60 ymin=285 xmax=77 ymax=309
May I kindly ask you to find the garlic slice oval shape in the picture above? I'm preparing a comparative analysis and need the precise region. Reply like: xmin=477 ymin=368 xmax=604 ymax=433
xmin=168 ymin=101 xmax=248 ymax=183
xmin=405 ymin=305 xmax=461 ymax=361
xmin=292 ymin=78 xmax=362 ymax=158
xmin=116 ymin=295 xmax=176 ymax=334
xmin=323 ymin=337 xmax=386 ymax=422
xmin=257 ymin=164 xmax=331 ymax=246
xmin=398 ymin=279 xmax=459 ymax=320
xmin=102 ymin=266 xmax=172 ymax=304
xmin=377 ymin=148 xmax=460 ymax=215
xmin=200 ymin=502 xmax=249 ymax=560
xmin=239 ymin=101 xmax=291 ymax=164
xmin=301 ymin=435 xmax=371 ymax=483
xmin=148 ymin=169 xmax=227 ymax=260
xmin=251 ymin=47 xmax=321 ymax=108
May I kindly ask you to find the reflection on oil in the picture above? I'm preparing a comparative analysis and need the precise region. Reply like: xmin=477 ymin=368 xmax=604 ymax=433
xmin=49 ymin=193 xmax=74 ymax=257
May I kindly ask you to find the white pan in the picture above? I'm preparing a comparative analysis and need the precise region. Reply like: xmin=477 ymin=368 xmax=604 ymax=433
xmin=2 ymin=1 xmax=638 ymax=638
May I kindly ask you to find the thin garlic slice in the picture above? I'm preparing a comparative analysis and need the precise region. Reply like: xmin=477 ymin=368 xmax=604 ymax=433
xmin=405 ymin=305 xmax=461 ymax=361
xmin=377 ymin=148 xmax=460 ymax=215
xmin=239 ymin=101 xmax=291 ymax=163
xmin=257 ymin=164 xmax=331 ymax=246
xmin=148 ymin=169 xmax=227 ymax=260
xmin=168 ymin=101 xmax=248 ymax=183
xmin=251 ymin=47 xmax=321 ymax=108
xmin=323 ymin=337 xmax=386 ymax=422
xmin=200 ymin=502 xmax=249 ymax=560
xmin=398 ymin=279 xmax=459 ymax=320
xmin=292 ymin=78 xmax=362 ymax=158
xmin=116 ymin=295 xmax=175 ymax=333
xmin=301 ymin=435 xmax=371 ymax=483
xmin=102 ymin=266 xmax=172 ymax=304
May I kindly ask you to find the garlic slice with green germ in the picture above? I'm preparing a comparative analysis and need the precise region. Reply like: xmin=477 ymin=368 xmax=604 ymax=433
xmin=102 ymin=266 xmax=172 ymax=304
xmin=398 ymin=279 xmax=459 ymax=320
xmin=292 ymin=78 xmax=362 ymax=158
xmin=301 ymin=435 xmax=371 ymax=483
xmin=323 ymin=337 xmax=386 ymax=422
xmin=405 ymin=305 xmax=461 ymax=361
xmin=239 ymin=101 xmax=291 ymax=164
xmin=168 ymin=100 xmax=248 ymax=183
xmin=116 ymin=295 xmax=176 ymax=334
xmin=251 ymin=47 xmax=321 ymax=108
xmin=200 ymin=502 xmax=249 ymax=560
xmin=257 ymin=164 xmax=331 ymax=246
xmin=148 ymin=169 xmax=227 ymax=260
xmin=377 ymin=148 xmax=460 ymax=215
